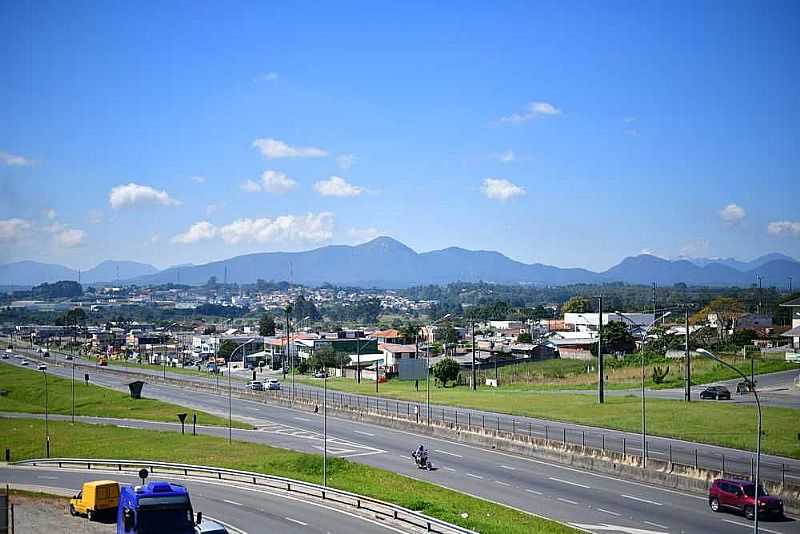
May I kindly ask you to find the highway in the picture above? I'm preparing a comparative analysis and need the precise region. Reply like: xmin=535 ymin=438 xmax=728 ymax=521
xmin=3 ymin=351 xmax=800 ymax=533
xmin=0 ymin=465 xmax=412 ymax=534
xmin=7 ymin=340 xmax=800 ymax=488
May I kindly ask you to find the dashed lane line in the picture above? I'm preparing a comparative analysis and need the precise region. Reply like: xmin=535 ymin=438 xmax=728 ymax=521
xmin=285 ymin=517 xmax=308 ymax=526
xmin=557 ymin=498 xmax=578 ymax=505
xmin=465 ymin=473 xmax=484 ymax=480
xmin=495 ymin=481 xmax=511 ymax=487
xmin=621 ymin=494 xmax=662 ymax=506
xmin=548 ymin=477 xmax=590 ymax=489
xmin=597 ymin=508 xmax=620 ymax=517
xmin=223 ymin=499 xmax=243 ymax=506
xmin=645 ymin=520 xmax=668 ymax=529
xmin=434 ymin=449 xmax=463 ymax=458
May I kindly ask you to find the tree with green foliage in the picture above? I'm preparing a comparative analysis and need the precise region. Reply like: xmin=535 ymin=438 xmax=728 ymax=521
xmin=693 ymin=297 xmax=745 ymax=341
xmin=516 ymin=332 xmax=533 ymax=343
xmin=399 ymin=322 xmax=420 ymax=343
xmin=431 ymin=357 xmax=460 ymax=387
xmin=218 ymin=339 xmax=238 ymax=362
xmin=437 ymin=321 xmax=459 ymax=344
xmin=292 ymin=295 xmax=321 ymax=323
xmin=259 ymin=313 xmax=276 ymax=336
xmin=561 ymin=296 xmax=588 ymax=317
xmin=601 ymin=320 xmax=636 ymax=354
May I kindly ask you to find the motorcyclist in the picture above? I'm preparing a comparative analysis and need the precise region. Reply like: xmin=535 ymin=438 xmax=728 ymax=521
xmin=413 ymin=444 xmax=427 ymax=466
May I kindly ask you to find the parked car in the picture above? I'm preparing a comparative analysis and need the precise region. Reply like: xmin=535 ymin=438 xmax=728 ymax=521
xmin=38 ymin=363 xmax=47 ymax=370
xmin=313 ymin=370 xmax=329 ymax=379
xmin=709 ymin=478 xmax=784 ymax=519
xmin=699 ymin=386 xmax=731 ymax=400
xmin=266 ymin=379 xmax=281 ymax=390
xmin=245 ymin=380 xmax=264 ymax=391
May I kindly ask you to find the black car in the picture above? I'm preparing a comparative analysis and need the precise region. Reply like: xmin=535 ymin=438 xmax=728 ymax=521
xmin=700 ymin=386 xmax=731 ymax=400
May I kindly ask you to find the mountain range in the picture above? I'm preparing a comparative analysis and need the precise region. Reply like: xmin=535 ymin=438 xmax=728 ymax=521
xmin=1 ymin=237 xmax=798 ymax=288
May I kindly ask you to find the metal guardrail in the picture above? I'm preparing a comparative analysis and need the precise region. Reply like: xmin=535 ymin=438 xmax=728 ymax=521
xmin=12 ymin=458 xmax=476 ymax=534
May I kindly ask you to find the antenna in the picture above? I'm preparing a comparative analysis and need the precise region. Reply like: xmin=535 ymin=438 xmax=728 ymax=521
xmin=224 ymin=264 xmax=228 ymax=285
xmin=78 ymin=269 xmax=81 ymax=283
xmin=116 ymin=265 xmax=120 ymax=281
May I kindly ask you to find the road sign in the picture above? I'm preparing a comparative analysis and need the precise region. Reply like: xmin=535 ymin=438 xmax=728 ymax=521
xmin=398 ymin=359 xmax=427 ymax=380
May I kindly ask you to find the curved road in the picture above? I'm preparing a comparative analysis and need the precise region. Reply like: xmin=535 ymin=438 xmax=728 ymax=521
xmin=4 ymin=349 xmax=800 ymax=533
xmin=0 ymin=465 xmax=413 ymax=534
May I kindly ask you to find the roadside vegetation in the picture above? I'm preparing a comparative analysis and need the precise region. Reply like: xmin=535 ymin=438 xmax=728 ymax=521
xmin=0 ymin=362 xmax=249 ymax=429
xmin=1 ymin=419 xmax=577 ymax=534
xmin=294 ymin=372 xmax=800 ymax=458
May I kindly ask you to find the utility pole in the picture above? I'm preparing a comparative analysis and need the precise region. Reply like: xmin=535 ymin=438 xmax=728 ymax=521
xmin=597 ymin=296 xmax=604 ymax=404
xmin=652 ymin=283 xmax=657 ymax=323
xmin=757 ymin=275 xmax=763 ymax=315
xmin=789 ymin=277 xmax=793 ymax=293
xmin=471 ymin=321 xmax=477 ymax=391
xmin=684 ymin=307 xmax=691 ymax=402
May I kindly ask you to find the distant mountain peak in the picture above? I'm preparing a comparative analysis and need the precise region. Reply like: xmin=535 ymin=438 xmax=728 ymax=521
xmin=357 ymin=236 xmax=417 ymax=254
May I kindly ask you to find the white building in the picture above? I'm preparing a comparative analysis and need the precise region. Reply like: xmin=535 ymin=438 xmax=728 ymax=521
xmin=564 ymin=312 xmax=655 ymax=332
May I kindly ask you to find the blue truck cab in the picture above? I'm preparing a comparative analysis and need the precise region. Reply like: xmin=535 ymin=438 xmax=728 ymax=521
xmin=117 ymin=481 xmax=197 ymax=534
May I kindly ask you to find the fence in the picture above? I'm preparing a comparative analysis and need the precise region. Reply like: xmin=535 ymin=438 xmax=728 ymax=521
xmin=12 ymin=459 xmax=474 ymax=534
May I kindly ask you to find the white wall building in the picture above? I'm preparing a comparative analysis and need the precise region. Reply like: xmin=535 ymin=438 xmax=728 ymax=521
xmin=564 ymin=312 xmax=655 ymax=332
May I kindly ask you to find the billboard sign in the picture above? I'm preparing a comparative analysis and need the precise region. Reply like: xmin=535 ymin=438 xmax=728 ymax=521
xmin=398 ymin=358 xmax=427 ymax=380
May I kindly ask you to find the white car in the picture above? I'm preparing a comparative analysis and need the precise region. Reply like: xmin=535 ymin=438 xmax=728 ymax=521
xmin=20 ymin=359 xmax=29 ymax=366
xmin=38 ymin=363 xmax=47 ymax=371
xmin=266 ymin=379 xmax=281 ymax=390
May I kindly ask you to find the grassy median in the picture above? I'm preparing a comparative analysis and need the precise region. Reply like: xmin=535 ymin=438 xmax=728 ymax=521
xmin=1 ymin=418 xmax=577 ymax=534
xmin=0 ymin=362 xmax=250 ymax=429
xmin=295 ymin=375 xmax=800 ymax=458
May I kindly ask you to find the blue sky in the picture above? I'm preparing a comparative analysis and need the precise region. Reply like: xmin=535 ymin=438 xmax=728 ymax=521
xmin=1 ymin=0 xmax=799 ymax=272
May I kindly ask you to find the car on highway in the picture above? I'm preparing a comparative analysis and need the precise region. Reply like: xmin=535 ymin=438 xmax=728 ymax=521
xmin=699 ymin=386 xmax=731 ymax=400
xmin=709 ymin=478 xmax=784 ymax=519
xmin=38 ymin=363 xmax=47 ymax=370
xmin=4 ymin=347 xmax=12 ymax=353
xmin=313 ymin=370 xmax=329 ymax=379
xmin=65 ymin=354 xmax=73 ymax=360
xmin=266 ymin=378 xmax=281 ymax=390
xmin=245 ymin=380 xmax=264 ymax=391
xmin=1 ymin=353 xmax=8 ymax=359
xmin=70 ymin=480 xmax=120 ymax=520
xmin=20 ymin=359 xmax=29 ymax=366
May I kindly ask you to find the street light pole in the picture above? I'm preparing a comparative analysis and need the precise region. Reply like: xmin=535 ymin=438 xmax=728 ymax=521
xmin=323 ymin=365 xmax=328 ymax=487
xmin=71 ymin=358 xmax=75 ymax=424
xmin=697 ymin=348 xmax=762 ymax=534
xmin=596 ymin=296 xmax=604 ymax=404
xmin=226 ymin=339 xmax=255 ymax=444
xmin=471 ymin=321 xmax=476 ymax=391
xmin=42 ymin=368 xmax=50 ymax=458
xmin=426 ymin=314 xmax=451 ymax=425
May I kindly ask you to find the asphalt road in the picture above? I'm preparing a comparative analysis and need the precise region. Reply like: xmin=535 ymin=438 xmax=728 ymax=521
xmin=4 ymin=353 xmax=800 ymax=533
xmin=7 ymin=341 xmax=800 ymax=488
xmin=0 ymin=465 xmax=413 ymax=534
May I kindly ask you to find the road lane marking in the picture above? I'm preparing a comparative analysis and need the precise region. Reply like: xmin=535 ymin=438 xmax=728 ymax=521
xmin=294 ymin=417 xmax=312 ymax=422
xmin=285 ymin=517 xmax=308 ymax=526
xmin=557 ymin=497 xmax=578 ymax=505
xmin=499 ymin=465 xmax=516 ymax=470
xmin=525 ymin=488 xmax=542 ymax=495
xmin=353 ymin=430 xmax=374 ymax=437
xmin=37 ymin=476 xmax=58 ymax=480
xmin=723 ymin=520 xmax=784 ymax=534
xmin=548 ymin=477 xmax=590 ymax=489
xmin=434 ymin=449 xmax=463 ymax=458
xmin=443 ymin=467 xmax=456 ymax=472
xmin=621 ymin=494 xmax=662 ymax=506
xmin=645 ymin=521 xmax=668 ymax=529
xmin=495 ymin=481 xmax=511 ymax=487
xmin=597 ymin=508 xmax=620 ymax=516
xmin=466 ymin=473 xmax=484 ymax=479
xmin=223 ymin=499 xmax=243 ymax=506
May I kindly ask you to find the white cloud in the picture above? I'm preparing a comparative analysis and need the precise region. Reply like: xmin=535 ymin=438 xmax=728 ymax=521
xmin=219 ymin=213 xmax=334 ymax=244
xmin=172 ymin=221 xmax=218 ymax=244
xmin=719 ymin=203 xmax=746 ymax=223
xmin=253 ymin=72 xmax=279 ymax=82
xmin=336 ymin=154 xmax=355 ymax=170
xmin=680 ymin=239 xmax=711 ymax=257
xmin=0 ymin=150 xmax=33 ymax=166
xmin=46 ymin=209 xmax=57 ymax=220
xmin=314 ymin=176 xmax=363 ymax=197
xmin=0 ymin=218 xmax=32 ymax=241
xmin=43 ymin=222 xmax=66 ymax=234
xmin=348 ymin=227 xmax=381 ymax=244
xmin=190 ymin=176 xmax=207 ymax=184
xmin=151 ymin=233 xmax=161 ymax=244
xmin=56 ymin=228 xmax=85 ymax=248
xmin=261 ymin=170 xmax=297 ymax=194
xmin=109 ymin=183 xmax=180 ymax=209
xmin=240 ymin=179 xmax=262 ymax=193
xmin=493 ymin=149 xmax=515 ymax=163
xmin=206 ymin=204 xmax=220 ymax=215
xmin=252 ymin=138 xmax=327 ymax=159
xmin=481 ymin=178 xmax=526 ymax=201
xmin=767 ymin=221 xmax=800 ymax=237
xmin=499 ymin=101 xmax=561 ymax=124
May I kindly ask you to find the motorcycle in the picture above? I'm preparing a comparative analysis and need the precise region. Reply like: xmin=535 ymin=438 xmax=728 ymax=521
xmin=412 ymin=450 xmax=433 ymax=471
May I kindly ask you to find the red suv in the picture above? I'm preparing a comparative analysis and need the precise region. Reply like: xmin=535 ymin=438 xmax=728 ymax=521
xmin=709 ymin=479 xmax=784 ymax=519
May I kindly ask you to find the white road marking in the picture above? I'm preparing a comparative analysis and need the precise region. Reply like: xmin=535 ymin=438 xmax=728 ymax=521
xmin=223 ymin=499 xmax=243 ymax=506
xmin=723 ymin=519 xmax=784 ymax=534
xmin=495 ymin=480 xmax=511 ymax=487
xmin=466 ymin=473 xmax=484 ymax=479
xmin=285 ymin=517 xmax=308 ymax=526
xmin=597 ymin=508 xmax=620 ymax=516
xmin=557 ymin=497 xmax=578 ymax=505
xmin=525 ymin=488 xmax=542 ymax=495
xmin=621 ymin=494 xmax=662 ymax=506
xmin=571 ymin=524 xmax=668 ymax=534
xmin=499 ymin=465 xmax=516 ymax=470
xmin=294 ymin=417 xmax=312 ymax=422
xmin=549 ymin=477 xmax=590 ymax=489
xmin=37 ymin=476 xmax=58 ymax=480
xmin=443 ymin=466 xmax=457 ymax=472
xmin=353 ymin=430 xmax=374 ymax=437
xmin=434 ymin=449 xmax=463 ymax=458
xmin=644 ymin=520 xmax=668 ymax=529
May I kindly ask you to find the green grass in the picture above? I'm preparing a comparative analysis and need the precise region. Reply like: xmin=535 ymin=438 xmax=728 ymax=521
xmin=294 ymin=375 xmax=800 ymax=458
xmin=0 ymin=362 xmax=250 ymax=429
xmin=0 ymin=418 xmax=576 ymax=534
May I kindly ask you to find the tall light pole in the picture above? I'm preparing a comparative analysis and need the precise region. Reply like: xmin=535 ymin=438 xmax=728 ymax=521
xmin=227 ymin=338 xmax=255 ymax=444
xmin=426 ymin=313 xmax=451 ymax=425
xmin=71 ymin=356 xmax=75 ymax=424
xmin=323 ymin=361 xmax=328 ymax=487
xmin=697 ymin=348 xmax=762 ymax=534
xmin=615 ymin=310 xmax=671 ymax=467
xmin=471 ymin=321 xmax=477 ymax=391
xmin=596 ymin=296 xmax=604 ymax=404
xmin=684 ymin=307 xmax=691 ymax=402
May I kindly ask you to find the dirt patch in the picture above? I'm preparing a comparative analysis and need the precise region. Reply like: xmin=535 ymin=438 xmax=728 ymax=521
xmin=9 ymin=493 xmax=114 ymax=533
